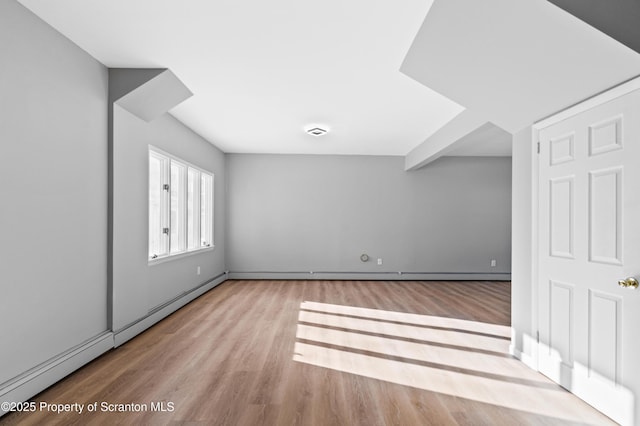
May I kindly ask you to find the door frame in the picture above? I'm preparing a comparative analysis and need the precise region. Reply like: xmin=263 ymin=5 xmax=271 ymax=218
xmin=529 ymin=74 xmax=640 ymax=376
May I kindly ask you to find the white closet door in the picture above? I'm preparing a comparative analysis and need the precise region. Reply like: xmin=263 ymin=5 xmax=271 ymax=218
xmin=537 ymin=87 xmax=640 ymax=426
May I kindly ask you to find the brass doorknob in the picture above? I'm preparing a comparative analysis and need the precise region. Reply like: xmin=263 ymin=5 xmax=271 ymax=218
xmin=618 ymin=277 xmax=639 ymax=289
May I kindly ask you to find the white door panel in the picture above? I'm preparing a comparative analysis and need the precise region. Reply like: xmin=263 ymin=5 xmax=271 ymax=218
xmin=538 ymin=88 xmax=640 ymax=425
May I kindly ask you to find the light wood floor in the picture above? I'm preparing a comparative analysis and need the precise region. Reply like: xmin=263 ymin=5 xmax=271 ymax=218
xmin=2 ymin=280 xmax=614 ymax=425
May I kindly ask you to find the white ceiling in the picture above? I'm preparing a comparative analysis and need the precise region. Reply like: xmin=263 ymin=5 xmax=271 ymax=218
xmin=17 ymin=0 xmax=464 ymax=156
xmin=17 ymin=0 xmax=640 ymax=158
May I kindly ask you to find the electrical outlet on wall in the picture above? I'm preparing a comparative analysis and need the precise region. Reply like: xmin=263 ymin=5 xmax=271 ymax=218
xmin=490 ymin=259 xmax=497 ymax=267
xmin=377 ymin=258 xmax=383 ymax=265
xmin=197 ymin=266 xmax=201 ymax=275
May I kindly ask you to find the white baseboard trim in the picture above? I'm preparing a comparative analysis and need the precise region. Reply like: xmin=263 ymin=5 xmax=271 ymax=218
xmin=509 ymin=344 xmax=537 ymax=371
xmin=228 ymin=271 xmax=511 ymax=281
xmin=113 ymin=272 xmax=228 ymax=347
xmin=0 ymin=332 xmax=114 ymax=417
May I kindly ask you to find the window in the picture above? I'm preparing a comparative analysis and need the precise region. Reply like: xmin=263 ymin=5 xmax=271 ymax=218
xmin=149 ymin=147 xmax=214 ymax=261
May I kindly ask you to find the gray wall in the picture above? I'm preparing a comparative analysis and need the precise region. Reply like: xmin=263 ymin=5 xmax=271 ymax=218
xmin=511 ymin=127 xmax=534 ymax=361
xmin=227 ymin=154 xmax=511 ymax=276
xmin=112 ymin=105 xmax=226 ymax=330
xmin=0 ymin=0 xmax=228 ymax=389
xmin=0 ymin=1 xmax=108 ymax=384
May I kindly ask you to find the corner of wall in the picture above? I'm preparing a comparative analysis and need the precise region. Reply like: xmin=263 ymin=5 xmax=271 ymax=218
xmin=510 ymin=125 xmax=536 ymax=368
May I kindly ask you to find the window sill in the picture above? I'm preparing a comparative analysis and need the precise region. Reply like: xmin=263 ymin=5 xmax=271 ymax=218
xmin=148 ymin=246 xmax=215 ymax=266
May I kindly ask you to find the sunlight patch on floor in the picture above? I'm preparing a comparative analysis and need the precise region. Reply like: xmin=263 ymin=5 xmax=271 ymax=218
xmin=296 ymin=324 xmax=548 ymax=384
xmin=300 ymin=301 xmax=511 ymax=337
xmin=293 ymin=301 xmax=612 ymax=425
xmin=298 ymin=309 xmax=509 ymax=353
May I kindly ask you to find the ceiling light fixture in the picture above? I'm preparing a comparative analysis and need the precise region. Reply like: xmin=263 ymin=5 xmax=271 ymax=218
xmin=306 ymin=127 xmax=328 ymax=137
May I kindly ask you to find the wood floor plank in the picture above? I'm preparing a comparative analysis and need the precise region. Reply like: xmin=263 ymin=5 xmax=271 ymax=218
xmin=1 ymin=280 xmax=615 ymax=425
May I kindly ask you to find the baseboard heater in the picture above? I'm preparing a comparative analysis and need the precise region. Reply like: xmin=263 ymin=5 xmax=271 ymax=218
xmin=113 ymin=272 xmax=228 ymax=347
xmin=0 ymin=332 xmax=114 ymax=418
xmin=0 ymin=272 xmax=229 ymax=418
xmin=227 ymin=271 xmax=511 ymax=281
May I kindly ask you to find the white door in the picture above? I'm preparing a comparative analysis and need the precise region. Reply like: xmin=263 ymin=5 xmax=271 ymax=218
xmin=537 ymin=87 xmax=640 ymax=425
